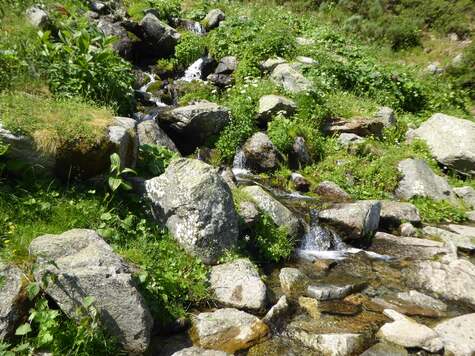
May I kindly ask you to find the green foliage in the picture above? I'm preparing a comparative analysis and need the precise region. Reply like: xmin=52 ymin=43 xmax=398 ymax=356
xmin=267 ymin=116 xmax=295 ymax=153
xmin=122 ymin=232 xmax=209 ymax=327
xmin=126 ymin=0 xmax=181 ymax=21
xmin=411 ymin=197 xmax=467 ymax=224
xmin=174 ymin=32 xmax=206 ymax=68
xmin=250 ymin=214 xmax=294 ymax=263
xmin=38 ymin=19 xmax=134 ymax=114
xmin=385 ymin=18 xmax=421 ymax=51
xmin=136 ymin=144 xmax=178 ymax=178
xmin=107 ymin=153 xmax=136 ymax=197
xmin=9 ymin=297 xmax=121 ymax=355
xmin=446 ymin=43 xmax=475 ymax=99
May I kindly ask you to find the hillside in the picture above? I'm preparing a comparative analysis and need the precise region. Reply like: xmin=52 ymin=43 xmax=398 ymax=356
xmin=1 ymin=0 xmax=475 ymax=355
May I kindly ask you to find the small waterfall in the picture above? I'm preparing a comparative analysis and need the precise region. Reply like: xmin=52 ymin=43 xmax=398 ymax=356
xmin=189 ymin=21 xmax=205 ymax=35
xmin=179 ymin=58 xmax=204 ymax=82
xmin=296 ymin=209 xmax=392 ymax=261
xmin=139 ymin=73 xmax=167 ymax=107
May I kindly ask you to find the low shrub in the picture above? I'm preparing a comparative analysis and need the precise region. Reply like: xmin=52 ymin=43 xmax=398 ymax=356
xmin=174 ymin=32 xmax=207 ymax=68
xmin=411 ymin=197 xmax=467 ymax=224
xmin=126 ymin=0 xmax=181 ymax=21
xmin=136 ymin=144 xmax=178 ymax=178
xmin=385 ymin=17 xmax=421 ymax=51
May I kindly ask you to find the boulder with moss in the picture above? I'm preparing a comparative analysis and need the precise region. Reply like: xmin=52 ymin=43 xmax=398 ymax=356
xmin=0 ymin=263 xmax=25 ymax=340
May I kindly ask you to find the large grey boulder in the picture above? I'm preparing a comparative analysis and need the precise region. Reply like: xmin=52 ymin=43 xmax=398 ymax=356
xmin=210 ymin=259 xmax=266 ymax=311
xmin=159 ymin=101 xmax=230 ymax=154
xmin=408 ymin=113 xmax=475 ymax=176
xmin=242 ymin=132 xmax=280 ymax=173
xmin=376 ymin=309 xmax=443 ymax=353
xmin=203 ymin=9 xmax=225 ymax=30
xmin=270 ymin=63 xmax=312 ymax=93
xmin=137 ymin=119 xmax=179 ymax=153
xmin=257 ymin=95 xmax=297 ymax=125
xmin=108 ymin=116 xmax=138 ymax=169
xmin=145 ymin=159 xmax=239 ymax=264
xmin=29 ymin=229 xmax=152 ymax=353
xmin=139 ymin=13 xmax=180 ymax=56
xmin=405 ymin=257 xmax=475 ymax=308
xmin=279 ymin=268 xmax=309 ymax=298
xmin=214 ymin=56 xmax=237 ymax=75
xmin=318 ymin=201 xmax=381 ymax=240
xmin=379 ymin=201 xmax=420 ymax=229
xmin=434 ymin=313 xmax=475 ymax=356
xmin=369 ymin=232 xmax=449 ymax=260
xmin=0 ymin=264 xmax=25 ymax=340
xmin=191 ymin=308 xmax=269 ymax=353
xmin=454 ymin=186 xmax=475 ymax=208
xmin=395 ymin=159 xmax=457 ymax=203
xmin=241 ymin=185 xmax=302 ymax=237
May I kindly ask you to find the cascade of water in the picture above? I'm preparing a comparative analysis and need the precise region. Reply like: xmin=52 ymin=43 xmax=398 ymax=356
xmin=179 ymin=58 xmax=204 ymax=82
xmin=139 ymin=73 xmax=167 ymax=107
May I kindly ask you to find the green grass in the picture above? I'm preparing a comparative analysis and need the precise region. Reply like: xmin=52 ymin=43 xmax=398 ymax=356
xmin=0 ymin=92 xmax=113 ymax=154
xmin=411 ymin=197 xmax=468 ymax=224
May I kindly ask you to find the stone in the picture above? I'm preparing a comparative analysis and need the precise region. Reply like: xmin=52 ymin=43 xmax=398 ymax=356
xmin=238 ymin=201 xmax=259 ymax=226
xmin=257 ymin=95 xmax=297 ymax=125
xmin=315 ymin=181 xmax=351 ymax=203
xmin=376 ymin=309 xmax=443 ymax=352
xmin=338 ymin=133 xmax=366 ymax=147
xmin=210 ymin=259 xmax=266 ymax=311
xmin=396 ymin=290 xmax=447 ymax=314
xmin=139 ymin=13 xmax=180 ymax=57
xmin=287 ymin=326 xmax=367 ymax=356
xmin=379 ymin=201 xmax=421 ymax=229
xmin=207 ymin=73 xmax=234 ymax=88
xmin=260 ymin=57 xmax=286 ymax=72
xmin=146 ymin=159 xmax=238 ymax=264
xmin=298 ymin=297 xmax=321 ymax=319
xmin=296 ymin=37 xmax=316 ymax=46
xmin=242 ymin=185 xmax=302 ymax=237
xmin=108 ymin=116 xmax=138 ymax=169
xmin=399 ymin=222 xmax=417 ymax=237
xmin=242 ymin=132 xmax=280 ymax=173
xmin=323 ymin=117 xmax=384 ymax=138
xmin=0 ymin=264 xmax=25 ymax=339
xmin=434 ymin=313 xmax=475 ymax=356
xmin=369 ymin=232 xmax=449 ymax=260
xmin=423 ymin=226 xmax=475 ymax=251
xmin=446 ymin=223 xmax=475 ymax=236
xmin=137 ymin=119 xmax=179 ymax=153
xmin=468 ymin=210 xmax=475 ymax=222
xmin=97 ymin=18 xmax=127 ymax=38
xmin=318 ymin=201 xmax=381 ymax=240
xmin=360 ymin=342 xmax=408 ymax=356
xmin=374 ymin=106 xmax=396 ymax=127
xmin=369 ymin=296 xmax=444 ymax=318
xmin=158 ymin=101 xmax=230 ymax=154
xmin=190 ymin=308 xmax=269 ymax=353
xmin=270 ymin=63 xmax=313 ymax=93
xmin=317 ymin=300 xmax=362 ymax=316
xmin=306 ymin=284 xmax=362 ymax=301
xmin=407 ymin=113 xmax=475 ymax=176
xmin=29 ymin=229 xmax=152 ymax=353
xmin=395 ymin=158 xmax=457 ymax=203
xmin=203 ymin=9 xmax=225 ymax=30
xmin=296 ymin=56 xmax=318 ymax=65
xmin=405 ymin=258 xmax=475 ymax=308
xmin=279 ymin=268 xmax=309 ymax=298
xmin=427 ymin=62 xmax=444 ymax=74
xmin=291 ymin=172 xmax=310 ymax=192
xmin=262 ymin=295 xmax=289 ymax=330
xmin=171 ymin=347 xmax=230 ymax=356
xmin=26 ymin=6 xmax=49 ymax=28
xmin=214 ymin=56 xmax=237 ymax=75
xmin=454 ymin=186 xmax=475 ymax=208
xmin=289 ymin=136 xmax=312 ymax=168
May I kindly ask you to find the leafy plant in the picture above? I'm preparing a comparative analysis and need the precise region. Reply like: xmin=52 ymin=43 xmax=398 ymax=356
xmin=174 ymin=32 xmax=207 ymax=68
xmin=136 ymin=144 xmax=177 ymax=178
xmin=126 ymin=0 xmax=181 ymax=21
xmin=38 ymin=19 xmax=134 ymax=114
xmin=107 ymin=153 xmax=136 ymax=196
xmin=411 ymin=197 xmax=467 ymax=224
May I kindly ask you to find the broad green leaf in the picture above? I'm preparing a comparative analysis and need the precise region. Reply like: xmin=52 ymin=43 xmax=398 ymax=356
xmin=15 ymin=323 xmax=32 ymax=336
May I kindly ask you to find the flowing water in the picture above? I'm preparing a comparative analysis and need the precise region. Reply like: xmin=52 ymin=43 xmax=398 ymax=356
xmin=139 ymin=72 xmax=168 ymax=107
xmin=178 ymin=58 xmax=205 ymax=82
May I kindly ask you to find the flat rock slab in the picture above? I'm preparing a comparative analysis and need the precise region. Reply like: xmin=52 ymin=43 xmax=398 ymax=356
xmin=404 ymin=258 xmax=475 ymax=308
xmin=376 ymin=309 xmax=443 ymax=352
xmin=408 ymin=113 xmax=475 ymax=176
xmin=306 ymin=283 xmax=365 ymax=301
xmin=360 ymin=342 xmax=408 ymax=356
xmin=396 ymin=290 xmax=447 ymax=314
xmin=423 ymin=226 xmax=475 ymax=251
xmin=191 ymin=308 xmax=269 ymax=353
xmin=210 ymin=259 xmax=266 ymax=311
xmin=171 ymin=347 xmax=230 ymax=356
xmin=369 ymin=232 xmax=449 ymax=260
xmin=434 ymin=313 xmax=475 ymax=356
xmin=29 ymin=229 xmax=152 ymax=353
xmin=379 ymin=201 xmax=420 ymax=229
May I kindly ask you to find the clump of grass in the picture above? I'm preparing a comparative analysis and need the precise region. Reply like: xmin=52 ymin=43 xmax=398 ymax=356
xmin=411 ymin=197 xmax=467 ymax=224
xmin=0 ymin=92 xmax=113 ymax=154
